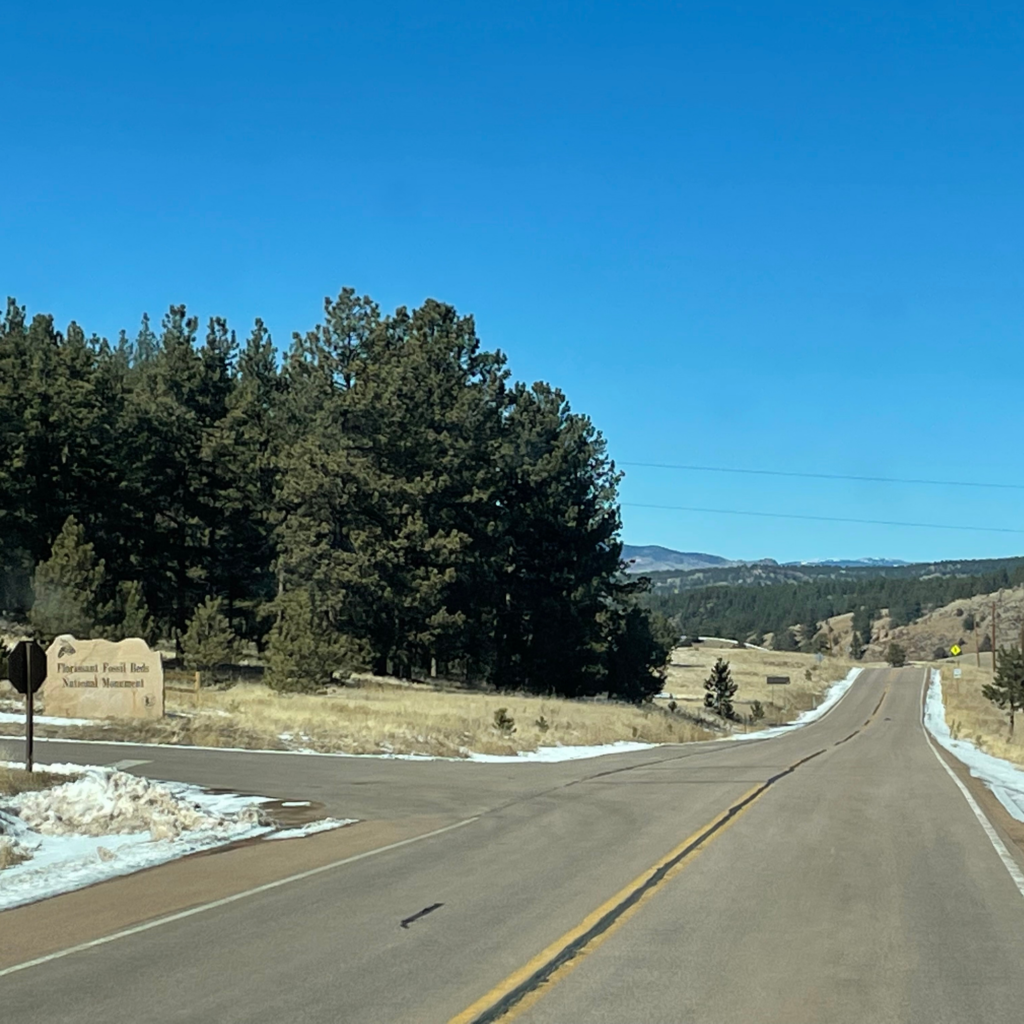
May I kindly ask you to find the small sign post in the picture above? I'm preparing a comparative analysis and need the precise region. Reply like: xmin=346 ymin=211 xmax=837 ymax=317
xmin=766 ymin=676 xmax=790 ymax=724
xmin=950 ymin=645 xmax=962 ymax=693
xmin=7 ymin=640 xmax=47 ymax=772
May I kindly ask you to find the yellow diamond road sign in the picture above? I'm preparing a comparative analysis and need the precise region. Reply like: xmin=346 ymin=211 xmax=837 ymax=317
xmin=950 ymin=645 xmax=962 ymax=656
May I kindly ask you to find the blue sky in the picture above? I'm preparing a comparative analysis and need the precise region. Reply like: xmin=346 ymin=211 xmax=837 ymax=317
xmin=3 ymin=1 xmax=1022 ymax=562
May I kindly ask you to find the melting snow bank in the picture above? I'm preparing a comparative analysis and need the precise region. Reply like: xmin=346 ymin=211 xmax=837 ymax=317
xmin=0 ymin=711 xmax=96 ymax=727
xmin=0 ymin=762 xmax=355 ymax=910
xmin=466 ymin=740 xmax=657 ymax=763
xmin=727 ymin=668 xmax=864 ymax=742
xmin=923 ymin=670 xmax=1024 ymax=822
xmin=272 ymin=737 xmax=661 ymax=762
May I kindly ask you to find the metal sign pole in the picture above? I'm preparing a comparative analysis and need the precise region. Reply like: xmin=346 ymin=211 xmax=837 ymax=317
xmin=26 ymin=664 xmax=34 ymax=772
xmin=8 ymin=640 xmax=45 ymax=772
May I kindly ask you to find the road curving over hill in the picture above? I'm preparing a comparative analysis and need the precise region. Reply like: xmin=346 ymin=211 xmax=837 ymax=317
xmin=3 ymin=667 xmax=1024 ymax=1023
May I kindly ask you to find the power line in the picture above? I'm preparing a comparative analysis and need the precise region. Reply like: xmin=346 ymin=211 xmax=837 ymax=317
xmin=619 ymin=462 xmax=1024 ymax=491
xmin=621 ymin=502 xmax=1024 ymax=536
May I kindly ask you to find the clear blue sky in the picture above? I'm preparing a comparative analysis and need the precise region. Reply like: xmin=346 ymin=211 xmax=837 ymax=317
xmin=4 ymin=1 xmax=1022 ymax=563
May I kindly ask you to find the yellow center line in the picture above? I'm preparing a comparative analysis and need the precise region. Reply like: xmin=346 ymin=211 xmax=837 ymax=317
xmin=863 ymin=686 xmax=889 ymax=727
xmin=448 ymin=748 xmax=826 ymax=1024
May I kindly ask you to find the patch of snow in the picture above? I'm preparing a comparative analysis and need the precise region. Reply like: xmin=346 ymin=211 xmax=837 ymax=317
xmin=924 ymin=669 xmax=1024 ymax=822
xmin=696 ymin=636 xmax=772 ymax=652
xmin=727 ymin=668 xmax=864 ymax=742
xmin=1 ymin=760 xmax=84 ymax=776
xmin=266 ymin=818 xmax=356 ymax=840
xmin=468 ymin=740 xmax=658 ymax=763
xmin=280 ymin=800 xmax=310 ymax=807
xmin=0 ymin=711 xmax=95 ymax=726
xmin=6 ymin=734 xmax=664 ymax=764
xmin=0 ymin=761 xmax=279 ymax=911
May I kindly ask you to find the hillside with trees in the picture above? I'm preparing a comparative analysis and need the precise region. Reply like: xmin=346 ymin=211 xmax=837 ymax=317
xmin=0 ymin=290 xmax=673 ymax=701
xmin=646 ymin=562 xmax=1024 ymax=650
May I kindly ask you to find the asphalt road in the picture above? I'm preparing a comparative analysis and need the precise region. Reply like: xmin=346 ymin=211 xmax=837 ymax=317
xmin=3 ymin=667 xmax=1024 ymax=1023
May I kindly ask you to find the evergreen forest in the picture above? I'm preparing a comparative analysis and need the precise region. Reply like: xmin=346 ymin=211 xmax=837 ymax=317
xmin=0 ymin=290 xmax=674 ymax=700
xmin=646 ymin=562 xmax=1024 ymax=647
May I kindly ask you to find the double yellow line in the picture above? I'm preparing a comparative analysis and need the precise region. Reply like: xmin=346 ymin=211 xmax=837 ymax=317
xmin=448 ymin=748 xmax=826 ymax=1024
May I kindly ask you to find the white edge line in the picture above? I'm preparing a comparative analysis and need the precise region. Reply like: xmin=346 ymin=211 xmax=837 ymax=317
xmin=919 ymin=668 xmax=1024 ymax=898
xmin=0 ymin=733 xmax=664 ymax=763
xmin=0 ymin=816 xmax=479 ymax=979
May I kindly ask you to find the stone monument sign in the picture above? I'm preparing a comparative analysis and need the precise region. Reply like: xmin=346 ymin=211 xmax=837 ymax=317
xmin=42 ymin=635 xmax=164 ymax=719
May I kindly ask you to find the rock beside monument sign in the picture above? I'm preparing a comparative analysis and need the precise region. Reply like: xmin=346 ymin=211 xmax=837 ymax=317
xmin=42 ymin=635 xmax=164 ymax=720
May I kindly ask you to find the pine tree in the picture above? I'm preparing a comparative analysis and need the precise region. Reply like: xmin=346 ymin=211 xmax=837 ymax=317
xmin=603 ymin=600 xmax=675 ymax=704
xmin=852 ymin=606 xmax=874 ymax=645
xmin=110 ymin=580 xmax=155 ymax=644
xmin=801 ymin=618 xmax=818 ymax=651
xmin=203 ymin=318 xmax=280 ymax=641
xmin=264 ymin=587 xmax=353 ymax=691
xmin=773 ymin=627 xmax=798 ymax=652
xmin=704 ymin=658 xmax=737 ymax=719
xmin=886 ymin=642 xmax=907 ymax=667
xmin=181 ymin=596 xmax=238 ymax=684
xmin=29 ymin=515 xmax=106 ymax=641
xmin=849 ymin=631 xmax=865 ymax=660
xmin=488 ymin=381 xmax=623 ymax=697
xmin=982 ymin=646 xmax=1024 ymax=738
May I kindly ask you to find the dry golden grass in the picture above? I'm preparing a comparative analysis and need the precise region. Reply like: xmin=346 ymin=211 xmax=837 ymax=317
xmin=660 ymin=643 xmax=863 ymax=726
xmin=13 ymin=679 xmax=713 ymax=757
xmin=936 ymin=661 xmax=1024 ymax=769
xmin=0 ymin=765 xmax=70 ymax=797
xmin=0 ymin=840 xmax=30 ymax=870
xmin=3 ymin=646 xmax=865 ymax=754
xmin=1 ymin=766 xmax=81 ymax=869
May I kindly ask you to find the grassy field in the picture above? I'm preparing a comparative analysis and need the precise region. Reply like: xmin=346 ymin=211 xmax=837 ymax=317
xmin=0 ymin=645 xmax=866 ymax=757
xmin=660 ymin=642 xmax=862 ymax=726
xmin=3 ymin=676 xmax=714 ymax=757
xmin=935 ymin=660 xmax=1024 ymax=769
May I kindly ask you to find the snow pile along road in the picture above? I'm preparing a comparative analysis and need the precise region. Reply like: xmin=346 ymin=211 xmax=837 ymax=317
xmin=729 ymin=667 xmax=864 ymax=742
xmin=467 ymin=740 xmax=658 ymax=763
xmin=924 ymin=669 xmax=1024 ymax=822
xmin=0 ymin=763 xmax=354 ymax=911
xmin=15 ymin=767 xmax=262 ymax=840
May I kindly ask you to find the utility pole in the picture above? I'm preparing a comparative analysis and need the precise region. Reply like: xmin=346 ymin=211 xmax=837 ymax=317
xmin=992 ymin=600 xmax=998 ymax=671
xmin=975 ymin=607 xmax=980 ymax=667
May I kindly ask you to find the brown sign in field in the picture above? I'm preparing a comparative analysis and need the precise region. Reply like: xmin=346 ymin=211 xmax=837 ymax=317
xmin=42 ymin=635 xmax=164 ymax=719
xmin=766 ymin=675 xmax=791 ymax=685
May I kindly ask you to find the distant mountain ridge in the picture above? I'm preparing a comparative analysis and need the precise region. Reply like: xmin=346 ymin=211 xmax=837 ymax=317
xmin=622 ymin=544 xmax=908 ymax=574
xmin=621 ymin=545 xmax=733 ymax=573
xmin=784 ymin=557 xmax=910 ymax=568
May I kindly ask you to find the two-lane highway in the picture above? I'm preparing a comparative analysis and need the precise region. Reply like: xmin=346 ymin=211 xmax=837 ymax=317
xmin=2 ymin=668 xmax=1024 ymax=1023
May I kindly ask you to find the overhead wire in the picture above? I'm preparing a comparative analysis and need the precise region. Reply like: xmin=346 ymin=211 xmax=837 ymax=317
xmin=620 ymin=503 xmax=1024 ymax=536
xmin=619 ymin=461 xmax=1024 ymax=491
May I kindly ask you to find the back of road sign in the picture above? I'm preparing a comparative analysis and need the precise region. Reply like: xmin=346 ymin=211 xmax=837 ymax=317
xmin=8 ymin=640 xmax=47 ymax=695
